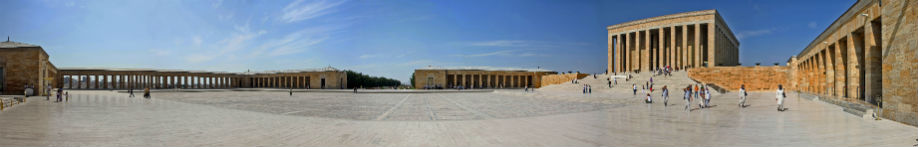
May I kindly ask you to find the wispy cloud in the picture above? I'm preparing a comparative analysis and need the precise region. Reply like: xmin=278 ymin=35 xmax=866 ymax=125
xmin=148 ymin=48 xmax=171 ymax=56
xmin=468 ymin=40 xmax=531 ymax=47
xmin=465 ymin=40 xmax=589 ymax=48
xmin=184 ymin=24 xmax=267 ymax=63
xmin=452 ymin=50 xmax=544 ymax=58
xmin=736 ymin=29 xmax=775 ymax=39
xmin=280 ymin=0 xmax=346 ymax=23
xmin=807 ymin=22 xmax=818 ymax=29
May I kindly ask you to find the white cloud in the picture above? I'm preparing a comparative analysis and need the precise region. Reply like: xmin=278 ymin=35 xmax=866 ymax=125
xmin=192 ymin=36 xmax=202 ymax=47
xmin=736 ymin=29 xmax=775 ymax=39
xmin=212 ymin=0 xmax=223 ymax=8
xmin=280 ymin=0 xmax=346 ymax=23
xmin=250 ymin=26 xmax=341 ymax=57
xmin=184 ymin=24 xmax=266 ymax=63
xmin=468 ymin=40 xmax=530 ymax=47
xmin=148 ymin=48 xmax=171 ymax=56
xmin=465 ymin=40 xmax=589 ymax=48
xmin=452 ymin=50 xmax=516 ymax=58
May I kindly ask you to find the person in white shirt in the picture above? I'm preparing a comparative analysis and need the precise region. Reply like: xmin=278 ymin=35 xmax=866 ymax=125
xmin=704 ymin=88 xmax=712 ymax=107
xmin=776 ymin=85 xmax=786 ymax=111
xmin=739 ymin=85 xmax=747 ymax=108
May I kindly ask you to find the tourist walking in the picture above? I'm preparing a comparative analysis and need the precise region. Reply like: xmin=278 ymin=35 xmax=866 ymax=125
xmin=46 ymin=84 xmax=51 ymax=100
xmin=633 ymin=84 xmax=637 ymax=95
xmin=129 ymin=88 xmax=135 ymax=97
xmin=662 ymin=86 xmax=669 ymax=106
xmin=56 ymin=87 xmax=63 ymax=102
xmin=704 ymin=87 xmax=712 ymax=107
xmin=698 ymin=88 xmax=706 ymax=108
xmin=739 ymin=85 xmax=747 ymax=108
xmin=776 ymin=85 xmax=786 ymax=111
xmin=684 ymin=86 xmax=692 ymax=110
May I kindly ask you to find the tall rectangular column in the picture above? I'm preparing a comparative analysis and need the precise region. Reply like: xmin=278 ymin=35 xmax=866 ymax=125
xmin=643 ymin=30 xmax=650 ymax=72
xmin=608 ymin=32 xmax=614 ymax=74
xmin=658 ymin=28 xmax=664 ymax=70
xmin=669 ymin=26 xmax=675 ymax=67
xmin=682 ymin=25 xmax=688 ymax=69
xmin=694 ymin=23 xmax=702 ymax=67
xmin=846 ymin=33 xmax=861 ymax=99
xmin=624 ymin=33 xmax=631 ymax=72
xmin=707 ymin=23 xmax=717 ymax=67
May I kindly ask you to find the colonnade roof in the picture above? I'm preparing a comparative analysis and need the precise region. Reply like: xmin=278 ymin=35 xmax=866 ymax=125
xmin=606 ymin=9 xmax=716 ymax=30
xmin=417 ymin=66 xmax=555 ymax=73
xmin=0 ymin=40 xmax=40 ymax=48
xmin=58 ymin=66 xmax=341 ymax=75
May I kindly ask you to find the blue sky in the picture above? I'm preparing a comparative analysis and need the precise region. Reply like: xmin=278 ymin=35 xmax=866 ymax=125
xmin=0 ymin=0 xmax=855 ymax=83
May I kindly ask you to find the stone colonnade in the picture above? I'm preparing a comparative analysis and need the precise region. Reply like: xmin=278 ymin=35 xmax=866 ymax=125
xmin=59 ymin=69 xmax=348 ymax=89
xmin=607 ymin=10 xmax=739 ymax=74
xmin=790 ymin=1 xmax=884 ymax=104
xmin=59 ymin=71 xmax=240 ymax=90
xmin=445 ymin=74 xmax=533 ymax=89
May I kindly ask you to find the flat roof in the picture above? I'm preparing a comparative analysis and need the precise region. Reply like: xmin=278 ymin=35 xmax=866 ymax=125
xmin=416 ymin=66 xmax=555 ymax=72
xmin=606 ymin=9 xmax=716 ymax=30
xmin=58 ymin=66 xmax=342 ymax=75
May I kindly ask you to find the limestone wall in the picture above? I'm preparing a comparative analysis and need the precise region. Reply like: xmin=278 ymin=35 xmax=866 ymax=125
xmin=0 ymin=48 xmax=46 ymax=95
xmin=539 ymin=73 xmax=589 ymax=87
xmin=687 ymin=66 xmax=789 ymax=92
xmin=879 ymin=0 xmax=918 ymax=126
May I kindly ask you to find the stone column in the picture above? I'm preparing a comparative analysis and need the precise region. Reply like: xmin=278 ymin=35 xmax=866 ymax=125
xmin=624 ymin=33 xmax=631 ymax=72
xmin=835 ymin=40 xmax=846 ymax=97
xmin=642 ymin=30 xmax=650 ymax=72
xmin=825 ymin=49 xmax=835 ymax=96
xmin=846 ymin=33 xmax=861 ymax=99
xmin=670 ymin=26 xmax=676 ymax=67
xmin=694 ymin=23 xmax=701 ymax=67
xmin=606 ymin=30 xmax=618 ymax=74
xmin=682 ymin=25 xmax=688 ymax=69
xmin=658 ymin=28 xmax=664 ymax=69
xmin=707 ymin=23 xmax=717 ymax=67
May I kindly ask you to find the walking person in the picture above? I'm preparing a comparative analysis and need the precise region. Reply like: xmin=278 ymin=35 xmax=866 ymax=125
xmin=698 ymin=88 xmax=706 ymax=108
xmin=662 ymin=86 xmax=669 ymax=106
xmin=46 ymin=84 xmax=51 ymax=100
xmin=684 ymin=86 xmax=692 ymax=110
xmin=704 ymin=87 xmax=712 ymax=107
xmin=739 ymin=85 xmax=748 ymax=108
xmin=129 ymin=88 xmax=135 ymax=97
xmin=633 ymin=84 xmax=637 ymax=95
xmin=56 ymin=87 xmax=63 ymax=102
xmin=776 ymin=85 xmax=786 ymax=111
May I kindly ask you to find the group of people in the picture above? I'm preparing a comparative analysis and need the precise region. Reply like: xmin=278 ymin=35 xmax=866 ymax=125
xmin=655 ymin=66 xmax=674 ymax=77
xmin=682 ymin=84 xmax=712 ymax=110
xmin=127 ymin=88 xmax=152 ymax=98
xmin=582 ymin=84 xmax=592 ymax=94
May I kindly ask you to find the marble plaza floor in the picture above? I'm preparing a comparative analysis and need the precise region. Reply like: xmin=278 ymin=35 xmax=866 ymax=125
xmin=0 ymin=89 xmax=915 ymax=146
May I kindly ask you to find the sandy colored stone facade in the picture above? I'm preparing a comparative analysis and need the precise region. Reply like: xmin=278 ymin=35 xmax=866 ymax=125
xmin=59 ymin=67 xmax=347 ymax=90
xmin=0 ymin=41 xmax=57 ymax=95
xmin=687 ymin=66 xmax=789 ymax=92
xmin=413 ymin=68 xmax=556 ymax=89
xmin=539 ymin=73 xmax=589 ymax=87
xmin=608 ymin=9 xmax=739 ymax=74
xmin=788 ymin=0 xmax=917 ymax=126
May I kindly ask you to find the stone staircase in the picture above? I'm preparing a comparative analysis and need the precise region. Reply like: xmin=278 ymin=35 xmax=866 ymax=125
xmin=800 ymin=93 xmax=879 ymax=119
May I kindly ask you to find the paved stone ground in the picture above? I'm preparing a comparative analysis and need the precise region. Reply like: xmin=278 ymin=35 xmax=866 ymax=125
xmin=1 ymin=83 xmax=916 ymax=146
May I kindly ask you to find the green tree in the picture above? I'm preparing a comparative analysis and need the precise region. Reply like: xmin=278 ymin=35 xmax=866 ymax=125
xmin=345 ymin=70 xmax=402 ymax=89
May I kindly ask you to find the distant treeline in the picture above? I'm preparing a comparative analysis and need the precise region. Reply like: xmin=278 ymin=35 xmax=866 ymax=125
xmin=345 ymin=70 xmax=401 ymax=88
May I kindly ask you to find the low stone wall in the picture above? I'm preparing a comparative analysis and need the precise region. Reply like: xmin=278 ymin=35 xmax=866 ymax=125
xmin=540 ymin=73 xmax=589 ymax=87
xmin=687 ymin=66 xmax=790 ymax=92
